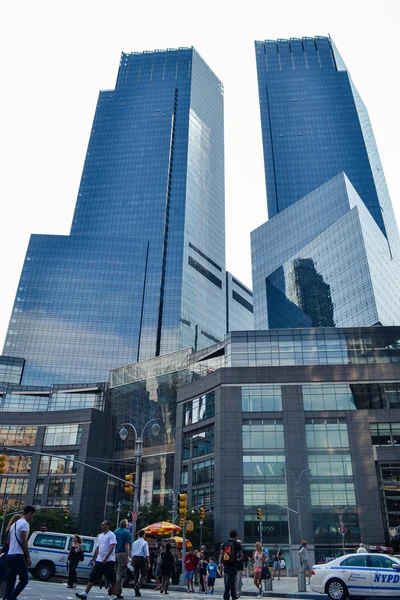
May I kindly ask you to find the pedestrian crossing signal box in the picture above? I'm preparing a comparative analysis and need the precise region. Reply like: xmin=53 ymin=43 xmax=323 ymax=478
xmin=185 ymin=520 xmax=194 ymax=532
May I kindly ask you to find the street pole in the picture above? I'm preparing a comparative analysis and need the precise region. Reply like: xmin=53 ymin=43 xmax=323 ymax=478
xmin=116 ymin=501 xmax=121 ymax=528
xmin=131 ymin=437 xmax=142 ymax=546
xmin=200 ymin=519 xmax=203 ymax=549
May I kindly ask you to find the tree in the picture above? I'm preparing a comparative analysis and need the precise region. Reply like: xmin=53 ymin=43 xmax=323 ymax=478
xmin=136 ymin=503 xmax=169 ymax=532
xmin=29 ymin=509 xmax=77 ymax=534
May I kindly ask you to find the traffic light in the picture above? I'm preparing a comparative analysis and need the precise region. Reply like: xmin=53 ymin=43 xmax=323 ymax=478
xmin=0 ymin=454 xmax=6 ymax=474
xmin=64 ymin=508 xmax=69 ymax=520
xmin=124 ymin=473 xmax=134 ymax=495
xmin=179 ymin=517 xmax=184 ymax=528
xmin=177 ymin=493 xmax=187 ymax=516
xmin=199 ymin=507 xmax=205 ymax=520
xmin=257 ymin=507 xmax=262 ymax=521
xmin=0 ymin=508 xmax=4 ymax=520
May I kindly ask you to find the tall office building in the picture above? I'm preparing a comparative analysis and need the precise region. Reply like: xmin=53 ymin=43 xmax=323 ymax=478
xmin=2 ymin=47 xmax=251 ymax=386
xmin=252 ymin=36 xmax=400 ymax=329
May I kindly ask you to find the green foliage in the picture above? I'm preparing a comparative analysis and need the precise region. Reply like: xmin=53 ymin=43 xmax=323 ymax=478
xmin=29 ymin=509 xmax=77 ymax=534
xmin=186 ymin=508 xmax=213 ymax=548
xmin=136 ymin=503 xmax=169 ymax=532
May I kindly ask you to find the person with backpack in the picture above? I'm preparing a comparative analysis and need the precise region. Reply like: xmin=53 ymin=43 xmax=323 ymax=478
xmin=67 ymin=534 xmax=84 ymax=589
xmin=271 ymin=544 xmax=283 ymax=581
xmin=4 ymin=505 xmax=36 ymax=600
xmin=220 ymin=529 xmax=242 ymax=600
xmin=252 ymin=542 xmax=267 ymax=598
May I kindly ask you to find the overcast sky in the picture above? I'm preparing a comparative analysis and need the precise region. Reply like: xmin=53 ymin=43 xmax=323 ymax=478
xmin=1 ymin=0 xmax=399 ymax=345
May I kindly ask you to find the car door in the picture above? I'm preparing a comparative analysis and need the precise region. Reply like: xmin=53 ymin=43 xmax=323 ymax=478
xmin=338 ymin=555 xmax=372 ymax=597
xmin=370 ymin=554 xmax=400 ymax=596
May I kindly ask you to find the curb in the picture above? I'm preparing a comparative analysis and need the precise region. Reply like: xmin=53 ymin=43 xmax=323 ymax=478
xmin=142 ymin=584 xmax=325 ymax=599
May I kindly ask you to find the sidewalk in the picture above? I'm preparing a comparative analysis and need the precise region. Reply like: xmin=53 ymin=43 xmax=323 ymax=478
xmin=145 ymin=574 xmax=327 ymax=599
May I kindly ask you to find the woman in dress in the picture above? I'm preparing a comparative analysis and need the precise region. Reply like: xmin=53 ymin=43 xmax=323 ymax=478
xmin=252 ymin=542 xmax=266 ymax=598
xmin=160 ymin=543 xmax=176 ymax=595
xmin=66 ymin=534 xmax=83 ymax=588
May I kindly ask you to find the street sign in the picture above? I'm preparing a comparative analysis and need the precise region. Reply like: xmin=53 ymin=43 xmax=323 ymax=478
xmin=133 ymin=512 xmax=138 ymax=521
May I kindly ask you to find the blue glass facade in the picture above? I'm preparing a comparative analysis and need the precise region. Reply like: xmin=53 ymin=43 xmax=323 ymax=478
xmin=226 ymin=272 xmax=254 ymax=332
xmin=253 ymin=36 xmax=400 ymax=328
xmin=3 ymin=48 xmax=228 ymax=385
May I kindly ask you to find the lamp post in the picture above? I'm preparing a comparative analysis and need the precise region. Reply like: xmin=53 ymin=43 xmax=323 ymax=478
xmin=333 ymin=506 xmax=351 ymax=555
xmin=282 ymin=468 xmax=312 ymax=544
xmin=190 ymin=507 xmax=204 ymax=548
xmin=119 ymin=419 xmax=160 ymax=545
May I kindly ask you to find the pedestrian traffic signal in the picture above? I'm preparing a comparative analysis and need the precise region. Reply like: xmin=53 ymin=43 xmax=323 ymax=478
xmin=124 ymin=473 xmax=134 ymax=495
xmin=199 ymin=507 xmax=205 ymax=520
xmin=257 ymin=507 xmax=262 ymax=520
xmin=64 ymin=508 xmax=69 ymax=520
xmin=177 ymin=493 xmax=187 ymax=516
xmin=0 ymin=454 xmax=6 ymax=474
xmin=179 ymin=517 xmax=184 ymax=528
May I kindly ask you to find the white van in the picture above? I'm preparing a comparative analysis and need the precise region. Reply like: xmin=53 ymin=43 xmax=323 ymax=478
xmin=28 ymin=531 xmax=98 ymax=581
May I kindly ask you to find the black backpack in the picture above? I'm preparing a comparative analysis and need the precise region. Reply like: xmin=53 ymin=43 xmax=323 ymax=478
xmin=222 ymin=540 xmax=236 ymax=564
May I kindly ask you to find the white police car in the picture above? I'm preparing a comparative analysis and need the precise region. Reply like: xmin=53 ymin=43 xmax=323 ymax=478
xmin=310 ymin=552 xmax=400 ymax=599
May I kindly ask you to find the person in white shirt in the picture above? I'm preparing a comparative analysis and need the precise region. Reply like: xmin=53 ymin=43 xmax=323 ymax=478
xmin=131 ymin=530 xmax=150 ymax=597
xmin=76 ymin=520 xmax=117 ymax=600
xmin=357 ymin=543 xmax=368 ymax=554
xmin=4 ymin=504 xmax=36 ymax=600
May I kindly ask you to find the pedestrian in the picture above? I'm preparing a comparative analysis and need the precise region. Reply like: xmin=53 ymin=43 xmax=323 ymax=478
xmin=271 ymin=544 xmax=283 ymax=581
xmin=220 ymin=529 xmax=242 ymax=600
xmin=0 ymin=512 xmax=22 ymax=596
xmin=154 ymin=545 xmax=164 ymax=590
xmin=235 ymin=540 xmax=244 ymax=598
xmin=298 ymin=540 xmax=311 ymax=584
xmin=252 ymin=542 xmax=266 ymax=598
xmin=200 ymin=545 xmax=209 ymax=559
xmin=198 ymin=551 xmax=208 ymax=593
xmin=114 ymin=519 xmax=131 ymax=600
xmin=67 ymin=534 xmax=83 ymax=588
xmin=184 ymin=547 xmax=197 ymax=592
xmin=131 ymin=529 xmax=150 ymax=597
xmin=4 ymin=505 xmax=35 ymax=600
xmin=194 ymin=549 xmax=200 ymax=587
xmin=160 ymin=543 xmax=175 ymax=594
xmin=357 ymin=543 xmax=368 ymax=554
xmin=76 ymin=520 xmax=117 ymax=600
xmin=206 ymin=557 xmax=218 ymax=594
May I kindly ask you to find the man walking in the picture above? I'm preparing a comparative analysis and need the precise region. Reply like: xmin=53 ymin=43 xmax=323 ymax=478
xmin=220 ymin=530 xmax=242 ymax=600
xmin=235 ymin=540 xmax=244 ymax=598
xmin=114 ymin=519 xmax=131 ymax=600
xmin=76 ymin=520 xmax=117 ymax=600
xmin=131 ymin=529 xmax=150 ymax=597
xmin=298 ymin=540 xmax=311 ymax=585
xmin=4 ymin=505 xmax=36 ymax=600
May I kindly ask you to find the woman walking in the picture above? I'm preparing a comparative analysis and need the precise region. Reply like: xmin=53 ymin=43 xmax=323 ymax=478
xmin=160 ymin=543 xmax=175 ymax=595
xmin=253 ymin=542 xmax=266 ymax=598
xmin=66 ymin=534 xmax=83 ymax=588
xmin=0 ymin=513 xmax=22 ymax=595
xmin=198 ymin=552 xmax=208 ymax=593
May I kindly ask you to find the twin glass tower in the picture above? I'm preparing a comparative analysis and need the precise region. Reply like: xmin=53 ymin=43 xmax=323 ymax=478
xmin=3 ymin=37 xmax=400 ymax=385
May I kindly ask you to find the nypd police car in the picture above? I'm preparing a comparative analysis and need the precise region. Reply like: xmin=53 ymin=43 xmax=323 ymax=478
xmin=310 ymin=552 xmax=400 ymax=599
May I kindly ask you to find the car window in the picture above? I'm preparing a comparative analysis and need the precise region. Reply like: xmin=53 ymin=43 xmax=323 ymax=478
xmin=341 ymin=555 xmax=368 ymax=567
xmin=370 ymin=555 xmax=398 ymax=569
xmin=33 ymin=534 xmax=67 ymax=549
xmin=67 ymin=537 xmax=94 ymax=552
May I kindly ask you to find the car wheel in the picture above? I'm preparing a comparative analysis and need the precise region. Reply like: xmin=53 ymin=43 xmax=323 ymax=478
xmin=34 ymin=561 xmax=55 ymax=582
xmin=326 ymin=578 xmax=348 ymax=600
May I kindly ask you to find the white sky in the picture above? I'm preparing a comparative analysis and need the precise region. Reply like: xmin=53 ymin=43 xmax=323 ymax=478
xmin=1 ymin=0 xmax=399 ymax=346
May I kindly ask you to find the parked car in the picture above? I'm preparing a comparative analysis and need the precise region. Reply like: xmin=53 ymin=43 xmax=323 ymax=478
xmin=28 ymin=530 xmax=97 ymax=581
xmin=310 ymin=552 xmax=400 ymax=599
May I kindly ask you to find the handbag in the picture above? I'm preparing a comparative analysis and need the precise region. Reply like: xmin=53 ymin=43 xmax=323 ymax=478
xmin=261 ymin=565 xmax=270 ymax=580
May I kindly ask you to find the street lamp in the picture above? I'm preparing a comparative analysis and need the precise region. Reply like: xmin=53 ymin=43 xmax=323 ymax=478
xmin=190 ymin=506 xmax=206 ymax=548
xmin=282 ymin=468 xmax=312 ymax=544
xmin=332 ymin=506 xmax=351 ymax=555
xmin=119 ymin=419 xmax=160 ymax=544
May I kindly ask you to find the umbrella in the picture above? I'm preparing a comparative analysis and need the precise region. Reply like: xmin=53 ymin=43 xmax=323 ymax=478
xmin=142 ymin=521 xmax=182 ymax=535
xmin=166 ymin=536 xmax=192 ymax=548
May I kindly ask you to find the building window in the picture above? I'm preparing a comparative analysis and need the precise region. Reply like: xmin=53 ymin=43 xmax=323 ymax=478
xmin=302 ymin=385 xmax=355 ymax=411
xmin=46 ymin=477 xmax=75 ymax=506
xmin=370 ymin=423 xmax=400 ymax=447
xmin=244 ymin=483 xmax=287 ymax=507
xmin=184 ymin=391 xmax=215 ymax=426
xmin=0 ymin=426 xmax=37 ymax=447
xmin=1 ymin=394 xmax=49 ymax=412
xmin=310 ymin=482 xmax=356 ymax=506
xmin=181 ymin=465 xmax=188 ymax=486
xmin=183 ymin=427 xmax=214 ymax=459
xmin=306 ymin=419 xmax=349 ymax=448
xmin=192 ymin=486 xmax=214 ymax=509
xmin=243 ymin=455 xmax=285 ymax=478
xmin=0 ymin=477 xmax=28 ymax=496
xmin=50 ymin=392 xmax=103 ymax=411
xmin=241 ymin=385 xmax=282 ymax=412
xmin=308 ymin=454 xmax=353 ymax=477
xmin=378 ymin=464 xmax=400 ymax=530
xmin=38 ymin=454 xmax=77 ymax=475
xmin=1 ymin=455 xmax=32 ymax=475
xmin=192 ymin=458 xmax=214 ymax=485
xmin=242 ymin=420 xmax=284 ymax=450
xmin=43 ymin=424 xmax=83 ymax=446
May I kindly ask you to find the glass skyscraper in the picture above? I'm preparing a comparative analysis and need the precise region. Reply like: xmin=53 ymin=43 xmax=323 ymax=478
xmin=3 ymin=47 xmax=242 ymax=385
xmin=252 ymin=36 xmax=400 ymax=329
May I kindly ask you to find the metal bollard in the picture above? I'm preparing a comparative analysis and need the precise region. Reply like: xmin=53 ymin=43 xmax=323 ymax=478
xmin=263 ymin=577 xmax=273 ymax=592
xmin=297 ymin=569 xmax=306 ymax=592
